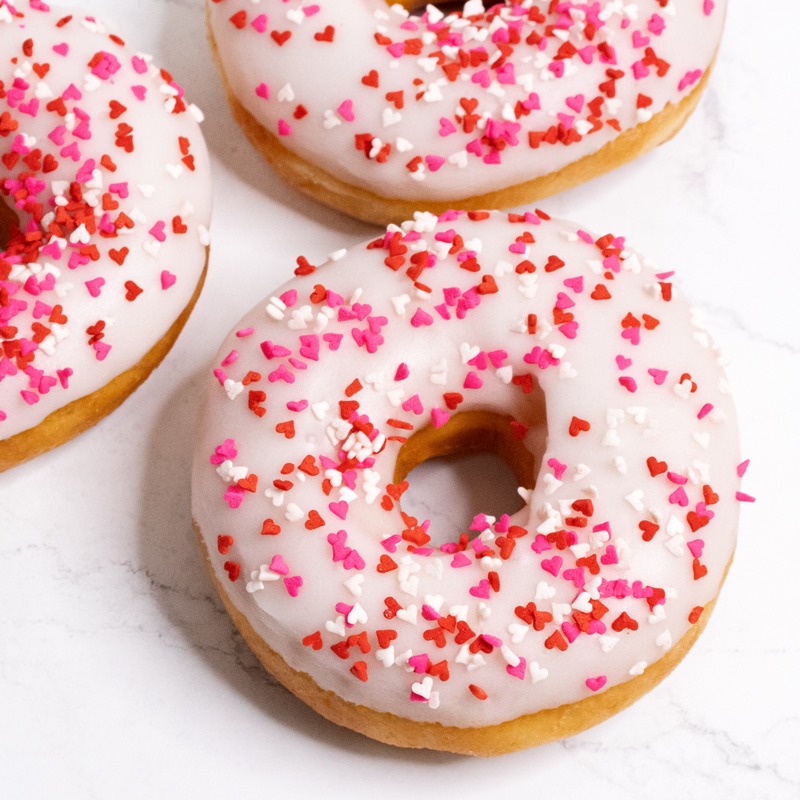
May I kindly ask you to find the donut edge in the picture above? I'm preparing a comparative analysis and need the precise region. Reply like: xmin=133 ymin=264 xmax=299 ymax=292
xmin=194 ymin=518 xmax=731 ymax=757
xmin=0 ymin=250 xmax=209 ymax=473
xmin=207 ymin=17 xmax=715 ymax=225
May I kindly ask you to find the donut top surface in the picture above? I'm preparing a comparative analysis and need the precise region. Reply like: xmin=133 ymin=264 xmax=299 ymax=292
xmin=192 ymin=211 xmax=746 ymax=727
xmin=208 ymin=0 xmax=726 ymax=200
xmin=0 ymin=1 xmax=211 ymax=438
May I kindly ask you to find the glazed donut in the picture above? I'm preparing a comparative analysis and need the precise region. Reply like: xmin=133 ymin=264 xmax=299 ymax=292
xmin=0 ymin=2 xmax=211 ymax=471
xmin=207 ymin=0 xmax=726 ymax=223
xmin=192 ymin=210 xmax=748 ymax=755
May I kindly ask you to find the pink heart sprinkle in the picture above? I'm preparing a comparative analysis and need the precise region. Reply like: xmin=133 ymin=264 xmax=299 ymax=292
xmin=586 ymin=675 xmax=607 ymax=692
xmin=687 ymin=539 xmax=704 ymax=558
xmin=616 ymin=355 xmax=632 ymax=370
xmin=562 ymin=622 xmax=580 ymax=643
xmin=565 ymin=93 xmax=584 ymax=113
xmin=401 ymin=394 xmax=423 ymax=415
xmin=600 ymin=546 xmax=618 ymax=565
xmin=668 ymin=487 xmax=689 ymax=507
xmin=487 ymin=349 xmax=507 ymax=368
xmin=269 ymin=555 xmax=290 ymax=576
xmin=425 ymin=155 xmax=445 ymax=172
xmin=555 ymin=292 xmax=575 ymax=310
xmin=329 ymin=501 xmax=348 ymax=520
xmin=85 ymin=277 xmax=105 ymax=297
xmin=251 ymin=14 xmax=268 ymax=32
xmin=439 ymin=118 xmax=457 ymax=136
xmin=531 ymin=534 xmax=552 ymax=554
xmin=506 ymin=657 xmax=526 ymax=680
xmin=558 ymin=321 xmax=578 ymax=340
xmin=93 ymin=340 xmax=111 ymax=361
xmin=463 ymin=371 xmax=483 ymax=390
xmin=283 ymin=576 xmax=303 ymax=597
xmin=621 ymin=327 xmax=641 ymax=345
xmin=431 ymin=408 xmax=449 ymax=429
xmin=255 ymin=82 xmax=270 ymax=100
xmin=381 ymin=535 xmax=401 ymax=553
xmin=541 ymin=556 xmax=563 ymax=577
xmin=223 ymin=486 xmax=244 ymax=509
xmin=450 ymin=552 xmax=472 ymax=568
xmin=465 ymin=138 xmax=483 ymax=157
xmin=469 ymin=579 xmax=491 ymax=599
xmin=337 ymin=99 xmax=355 ymax=122
xmin=407 ymin=654 xmax=428 ymax=674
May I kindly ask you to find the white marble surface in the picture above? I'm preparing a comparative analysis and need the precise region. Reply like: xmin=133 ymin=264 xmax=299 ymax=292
xmin=1 ymin=1 xmax=798 ymax=797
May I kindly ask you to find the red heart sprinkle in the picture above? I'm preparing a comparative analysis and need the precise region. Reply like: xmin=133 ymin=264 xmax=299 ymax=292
xmin=302 ymin=632 xmax=323 ymax=650
xmin=443 ymin=392 xmax=463 ymax=410
xmin=702 ymin=484 xmax=719 ymax=505
xmin=639 ymin=520 xmax=659 ymax=541
xmin=376 ymin=629 xmax=397 ymax=648
xmin=261 ymin=519 xmax=281 ymax=536
xmin=692 ymin=559 xmax=708 ymax=580
xmin=124 ymin=281 xmax=142 ymax=301
xmin=271 ymin=30 xmax=291 ymax=46
xmin=361 ymin=70 xmax=379 ymax=88
xmin=377 ymin=555 xmax=397 ymax=573
xmin=686 ymin=512 xmax=710 ymax=532
xmin=646 ymin=456 xmax=668 ymax=476
xmin=304 ymin=510 xmax=324 ymax=530
xmin=237 ymin=474 xmax=258 ymax=493
xmin=568 ymin=416 xmax=590 ymax=437
xmin=109 ymin=247 xmax=129 ymax=266
xmin=314 ymin=25 xmax=335 ymax=42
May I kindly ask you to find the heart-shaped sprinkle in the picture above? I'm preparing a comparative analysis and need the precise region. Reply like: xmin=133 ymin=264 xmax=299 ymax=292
xmin=586 ymin=675 xmax=607 ymax=692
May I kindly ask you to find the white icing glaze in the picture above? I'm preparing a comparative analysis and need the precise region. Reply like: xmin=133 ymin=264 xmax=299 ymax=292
xmin=0 ymin=1 xmax=211 ymax=439
xmin=208 ymin=0 xmax=726 ymax=201
xmin=192 ymin=211 xmax=741 ymax=729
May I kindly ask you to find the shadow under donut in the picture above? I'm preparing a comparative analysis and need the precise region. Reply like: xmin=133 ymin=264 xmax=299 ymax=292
xmin=136 ymin=368 xmax=468 ymax=763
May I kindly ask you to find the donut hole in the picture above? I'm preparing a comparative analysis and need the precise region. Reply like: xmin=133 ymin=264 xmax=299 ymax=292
xmin=0 ymin=197 xmax=18 ymax=251
xmin=394 ymin=408 xmax=545 ymax=545
xmin=392 ymin=2 xmax=474 ymax=15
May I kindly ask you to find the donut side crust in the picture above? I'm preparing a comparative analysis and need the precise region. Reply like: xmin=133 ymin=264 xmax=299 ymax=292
xmin=195 ymin=518 xmax=730 ymax=757
xmin=0 ymin=252 xmax=208 ymax=473
xmin=208 ymin=21 xmax=713 ymax=225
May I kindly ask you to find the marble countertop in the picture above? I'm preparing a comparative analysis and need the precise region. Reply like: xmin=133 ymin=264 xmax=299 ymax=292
xmin=1 ymin=1 xmax=798 ymax=798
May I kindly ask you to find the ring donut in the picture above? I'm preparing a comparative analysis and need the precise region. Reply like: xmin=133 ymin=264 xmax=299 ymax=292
xmin=0 ymin=2 xmax=212 ymax=471
xmin=207 ymin=0 xmax=726 ymax=223
xmin=191 ymin=211 xmax=747 ymax=755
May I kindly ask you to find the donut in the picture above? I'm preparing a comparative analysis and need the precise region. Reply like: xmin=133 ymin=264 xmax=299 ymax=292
xmin=207 ymin=0 xmax=726 ymax=224
xmin=191 ymin=210 xmax=749 ymax=755
xmin=0 ymin=2 xmax=212 ymax=471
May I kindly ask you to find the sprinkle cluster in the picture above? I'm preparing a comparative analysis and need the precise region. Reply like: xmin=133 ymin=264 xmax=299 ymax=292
xmin=211 ymin=0 xmax=722 ymax=191
xmin=0 ymin=2 xmax=209 ymax=432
